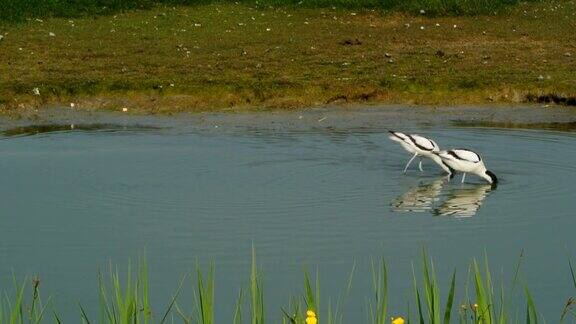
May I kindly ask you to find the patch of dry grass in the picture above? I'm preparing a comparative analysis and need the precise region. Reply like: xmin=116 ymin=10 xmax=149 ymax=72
xmin=0 ymin=0 xmax=575 ymax=113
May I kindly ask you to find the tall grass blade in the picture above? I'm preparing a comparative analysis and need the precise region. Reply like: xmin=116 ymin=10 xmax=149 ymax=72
xmin=472 ymin=259 xmax=492 ymax=324
xmin=196 ymin=263 xmax=215 ymax=324
xmin=160 ymin=275 xmax=186 ymax=324
xmin=443 ymin=270 xmax=456 ymax=324
xmin=525 ymin=285 xmax=538 ymax=324
xmin=250 ymin=245 xmax=264 ymax=324
xmin=79 ymin=303 xmax=91 ymax=324
xmin=368 ymin=257 xmax=387 ymax=324
xmin=569 ymin=260 xmax=576 ymax=290
xmin=233 ymin=288 xmax=243 ymax=324
xmin=53 ymin=311 xmax=62 ymax=324
xmin=411 ymin=264 xmax=425 ymax=324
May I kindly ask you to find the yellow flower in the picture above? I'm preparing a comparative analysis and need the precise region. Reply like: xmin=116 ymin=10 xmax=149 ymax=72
xmin=306 ymin=310 xmax=317 ymax=324
xmin=391 ymin=316 xmax=405 ymax=324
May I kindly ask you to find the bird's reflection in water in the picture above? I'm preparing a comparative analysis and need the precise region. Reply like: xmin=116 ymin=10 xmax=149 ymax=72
xmin=432 ymin=184 xmax=493 ymax=218
xmin=392 ymin=178 xmax=447 ymax=213
xmin=392 ymin=178 xmax=494 ymax=218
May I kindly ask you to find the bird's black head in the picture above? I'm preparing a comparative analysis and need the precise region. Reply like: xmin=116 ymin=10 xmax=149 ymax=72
xmin=485 ymin=170 xmax=498 ymax=188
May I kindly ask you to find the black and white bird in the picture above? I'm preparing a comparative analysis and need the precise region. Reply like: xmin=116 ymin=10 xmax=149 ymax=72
xmin=436 ymin=149 xmax=498 ymax=185
xmin=388 ymin=131 xmax=453 ymax=175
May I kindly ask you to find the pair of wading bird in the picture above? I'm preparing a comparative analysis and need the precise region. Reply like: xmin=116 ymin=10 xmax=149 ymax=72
xmin=388 ymin=131 xmax=498 ymax=186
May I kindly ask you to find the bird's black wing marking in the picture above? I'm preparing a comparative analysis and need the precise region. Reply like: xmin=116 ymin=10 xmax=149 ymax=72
xmin=388 ymin=130 xmax=403 ymax=140
xmin=449 ymin=149 xmax=481 ymax=163
xmin=407 ymin=135 xmax=434 ymax=151
xmin=426 ymin=138 xmax=436 ymax=150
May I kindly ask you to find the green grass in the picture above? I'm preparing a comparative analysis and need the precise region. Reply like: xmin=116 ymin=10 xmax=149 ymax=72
xmin=0 ymin=277 xmax=50 ymax=324
xmin=4 ymin=249 xmax=576 ymax=323
xmin=0 ymin=0 xmax=573 ymax=113
xmin=0 ymin=0 xmax=540 ymax=22
xmin=368 ymin=258 xmax=388 ymax=324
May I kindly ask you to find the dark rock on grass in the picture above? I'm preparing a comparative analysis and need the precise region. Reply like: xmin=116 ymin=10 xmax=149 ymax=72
xmin=340 ymin=38 xmax=362 ymax=46
xmin=525 ymin=93 xmax=576 ymax=106
xmin=326 ymin=91 xmax=377 ymax=104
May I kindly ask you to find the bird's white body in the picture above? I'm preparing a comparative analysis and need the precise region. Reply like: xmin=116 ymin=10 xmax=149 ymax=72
xmin=437 ymin=149 xmax=497 ymax=185
xmin=388 ymin=131 xmax=452 ymax=174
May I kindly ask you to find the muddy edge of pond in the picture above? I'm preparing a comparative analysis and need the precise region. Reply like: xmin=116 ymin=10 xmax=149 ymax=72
xmin=0 ymin=105 xmax=575 ymax=134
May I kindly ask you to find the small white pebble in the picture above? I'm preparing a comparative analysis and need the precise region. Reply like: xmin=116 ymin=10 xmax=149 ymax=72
xmin=70 ymin=103 xmax=75 ymax=108
xmin=49 ymin=32 xmax=55 ymax=37
xmin=435 ymin=23 xmax=440 ymax=27
xmin=32 ymin=87 xmax=40 ymax=96
xmin=70 ymin=124 xmax=75 ymax=129
xmin=420 ymin=9 xmax=426 ymax=14
xmin=350 ymin=12 xmax=357 ymax=16
xmin=266 ymin=28 xmax=271 ymax=31
xmin=453 ymin=24 xmax=457 ymax=28
xmin=420 ymin=26 xmax=425 ymax=30
xmin=194 ymin=23 xmax=202 ymax=27
xmin=122 ymin=107 xmax=128 ymax=112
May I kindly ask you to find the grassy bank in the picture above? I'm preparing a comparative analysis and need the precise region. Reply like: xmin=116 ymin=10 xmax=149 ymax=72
xmin=3 ymin=250 xmax=576 ymax=323
xmin=0 ymin=0 xmax=574 ymax=114
xmin=0 ymin=0 xmax=539 ymax=22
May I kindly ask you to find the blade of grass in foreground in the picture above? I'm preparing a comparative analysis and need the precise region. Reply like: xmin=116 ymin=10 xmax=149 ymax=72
xmin=421 ymin=250 xmax=441 ymax=324
xmin=251 ymin=245 xmax=264 ymax=324
xmin=303 ymin=269 xmax=319 ymax=314
xmin=411 ymin=263 xmax=425 ymax=324
xmin=368 ymin=257 xmax=387 ymax=324
xmin=443 ymin=270 xmax=456 ymax=324
xmin=160 ymin=275 xmax=186 ymax=324
xmin=525 ymin=285 xmax=539 ymax=324
xmin=233 ymin=288 xmax=243 ymax=324
xmin=560 ymin=258 xmax=576 ymax=322
xmin=195 ymin=263 xmax=215 ymax=324
xmin=473 ymin=259 xmax=492 ymax=324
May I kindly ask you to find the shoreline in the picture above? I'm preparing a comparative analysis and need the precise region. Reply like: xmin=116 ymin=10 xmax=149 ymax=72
xmin=1 ymin=104 xmax=575 ymax=136
xmin=2 ymin=88 xmax=575 ymax=116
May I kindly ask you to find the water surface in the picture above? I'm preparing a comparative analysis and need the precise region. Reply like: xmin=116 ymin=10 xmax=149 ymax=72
xmin=0 ymin=108 xmax=575 ymax=321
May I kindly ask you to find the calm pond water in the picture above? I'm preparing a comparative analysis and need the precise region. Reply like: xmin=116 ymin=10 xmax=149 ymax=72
xmin=1 ymin=108 xmax=575 ymax=322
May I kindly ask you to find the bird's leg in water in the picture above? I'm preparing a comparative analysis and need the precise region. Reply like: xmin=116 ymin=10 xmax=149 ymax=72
xmin=461 ymin=173 xmax=467 ymax=183
xmin=403 ymin=153 xmax=418 ymax=174
xmin=418 ymin=158 xmax=424 ymax=172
